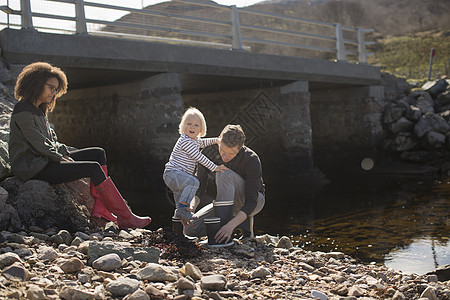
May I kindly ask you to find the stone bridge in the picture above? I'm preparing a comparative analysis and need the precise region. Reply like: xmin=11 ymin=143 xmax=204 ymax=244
xmin=0 ymin=28 xmax=384 ymax=190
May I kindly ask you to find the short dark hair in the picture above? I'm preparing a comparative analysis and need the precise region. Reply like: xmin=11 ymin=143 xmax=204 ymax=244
xmin=220 ymin=124 xmax=245 ymax=148
xmin=15 ymin=62 xmax=68 ymax=113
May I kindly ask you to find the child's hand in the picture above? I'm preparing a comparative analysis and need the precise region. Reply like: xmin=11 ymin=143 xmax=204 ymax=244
xmin=214 ymin=164 xmax=228 ymax=173
xmin=216 ymin=137 xmax=221 ymax=144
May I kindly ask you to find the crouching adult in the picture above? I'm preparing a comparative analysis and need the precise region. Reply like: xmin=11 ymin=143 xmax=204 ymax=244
xmin=8 ymin=62 xmax=151 ymax=229
xmin=183 ymin=124 xmax=265 ymax=243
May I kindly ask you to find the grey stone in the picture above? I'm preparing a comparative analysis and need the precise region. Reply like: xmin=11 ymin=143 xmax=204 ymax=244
xmin=383 ymin=132 xmax=419 ymax=152
xmin=0 ymin=201 xmax=21 ymax=231
xmin=311 ymin=290 xmax=328 ymax=300
xmin=421 ymin=131 xmax=446 ymax=150
xmin=177 ymin=277 xmax=196 ymax=290
xmin=416 ymin=93 xmax=435 ymax=114
xmin=184 ymin=262 xmax=202 ymax=280
xmin=26 ymin=284 xmax=46 ymax=300
xmin=88 ymin=241 xmax=159 ymax=265
xmin=0 ymin=252 xmax=23 ymax=269
xmin=37 ymin=246 xmax=58 ymax=262
xmin=405 ymin=105 xmax=422 ymax=122
xmin=2 ymin=262 xmax=28 ymax=281
xmin=0 ymin=177 xmax=92 ymax=232
xmin=251 ymin=266 xmax=271 ymax=279
xmin=393 ymin=290 xmax=405 ymax=300
xmin=382 ymin=106 xmax=405 ymax=124
xmin=348 ymin=285 xmax=365 ymax=297
xmin=201 ymin=274 xmax=227 ymax=291
xmin=136 ymin=263 xmax=177 ymax=282
xmin=127 ymin=289 xmax=150 ymax=300
xmin=420 ymin=286 xmax=437 ymax=300
xmin=414 ymin=113 xmax=449 ymax=138
xmin=51 ymin=230 xmax=72 ymax=246
xmin=275 ymin=236 xmax=293 ymax=249
xmin=59 ymin=257 xmax=84 ymax=273
xmin=106 ymin=277 xmax=140 ymax=297
xmin=388 ymin=117 xmax=414 ymax=134
xmin=92 ymin=253 xmax=122 ymax=271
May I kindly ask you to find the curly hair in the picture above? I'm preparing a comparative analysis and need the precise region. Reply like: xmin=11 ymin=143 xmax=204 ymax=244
xmin=178 ymin=107 xmax=207 ymax=137
xmin=14 ymin=62 xmax=68 ymax=113
xmin=220 ymin=124 xmax=246 ymax=148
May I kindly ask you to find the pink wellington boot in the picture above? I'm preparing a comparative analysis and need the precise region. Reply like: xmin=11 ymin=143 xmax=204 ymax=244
xmin=90 ymin=165 xmax=117 ymax=222
xmin=95 ymin=177 xmax=151 ymax=229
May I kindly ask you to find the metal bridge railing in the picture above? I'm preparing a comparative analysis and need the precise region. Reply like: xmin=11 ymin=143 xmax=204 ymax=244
xmin=0 ymin=0 xmax=374 ymax=63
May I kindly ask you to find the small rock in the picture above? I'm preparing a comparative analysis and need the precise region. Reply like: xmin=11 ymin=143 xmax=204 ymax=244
xmin=37 ymin=246 xmax=58 ymax=262
xmin=137 ymin=263 xmax=177 ymax=282
xmin=125 ymin=289 xmax=150 ymax=300
xmin=275 ymin=236 xmax=293 ymax=249
xmin=177 ymin=277 xmax=195 ymax=290
xmin=26 ymin=284 xmax=46 ymax=300
xmin=145 ymin=285 xmax=165 ymax=298
xmin=59 ymin=257 xmax=84 ymax=273
xmin=311 ymin=290 xmax=328 ymax=300
xmin=106 ymin=277 xmax=140 ymax=297
xmin=0 ymin=252 xmax=23 ymax=269
xmin=348 ymin=285 xmax=365 ymax=297
xmin=92 ymin=253 xmax=122 ymax=271
xmin=251 ymin=266 xmax=271 ymax=279
xmin=201 ymin=274 xmax=227 ymax=291
xmin=184 ymin=262 xmax=202 ymax=280
xmin=2 ymin=262 xmax=28 ymax=281
xmin=420 ymin=286 xmax=437 ymax=300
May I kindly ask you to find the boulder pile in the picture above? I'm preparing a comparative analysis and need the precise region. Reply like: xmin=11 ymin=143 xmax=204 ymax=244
xmin=382 ymin=77 xmax=450 ymax=174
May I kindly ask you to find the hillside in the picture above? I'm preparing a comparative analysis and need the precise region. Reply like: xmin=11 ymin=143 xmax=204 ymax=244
xmin=252 ymin=0 xmax=450 ymax=37
xmin=104 ymin=0 xmax=450 ymax=80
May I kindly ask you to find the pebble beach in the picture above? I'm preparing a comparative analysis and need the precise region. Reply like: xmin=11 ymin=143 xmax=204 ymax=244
xmin=0 ymin=224 xmax=449 ymax=300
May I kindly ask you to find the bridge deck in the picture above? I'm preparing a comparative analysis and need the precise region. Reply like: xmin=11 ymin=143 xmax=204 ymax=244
xmin=0 ymin=28 xmax=380 ymax=91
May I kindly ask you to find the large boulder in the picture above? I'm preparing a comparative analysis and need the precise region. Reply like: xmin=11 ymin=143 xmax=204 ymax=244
xmin=0 ymin=177 xmax=95 ymax=232
xmin=414 ymin=113 xmax=449 ymax=138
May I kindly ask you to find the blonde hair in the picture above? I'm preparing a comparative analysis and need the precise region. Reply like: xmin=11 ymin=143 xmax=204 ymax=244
xmin=178 ymin=107 xmax=207 ymax=137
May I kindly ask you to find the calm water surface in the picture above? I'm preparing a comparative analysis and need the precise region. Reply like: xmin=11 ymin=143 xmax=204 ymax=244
xmin=125 ymin=174 xmax=450 ymax=275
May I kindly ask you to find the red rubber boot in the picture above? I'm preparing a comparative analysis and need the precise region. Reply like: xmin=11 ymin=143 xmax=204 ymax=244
xmin=90 ymin=165 xmax=117 ymax=222
xmin=95 ymin=177 xmax=151 ymax=229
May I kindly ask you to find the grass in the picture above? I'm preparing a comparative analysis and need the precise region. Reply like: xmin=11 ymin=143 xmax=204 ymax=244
xmin=368 ymin=32 xmax=450 ymax=81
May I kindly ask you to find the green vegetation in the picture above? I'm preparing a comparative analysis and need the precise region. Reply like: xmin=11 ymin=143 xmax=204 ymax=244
xmin=368 ymin=33 xmax=450 ymax=80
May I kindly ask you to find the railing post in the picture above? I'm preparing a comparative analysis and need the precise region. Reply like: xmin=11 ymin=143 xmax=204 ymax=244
xmin=357 ymin=28 xmax=367 ymax=64
xmin=20 ymin=0 xmax=34 ymax=30
xmin=335 ymin=23 xmax=346 ymax=61
xmin=230 ymin=5 xmax=243 ymax=51
xmin=75 ymin=0 xmax=88 ymax=35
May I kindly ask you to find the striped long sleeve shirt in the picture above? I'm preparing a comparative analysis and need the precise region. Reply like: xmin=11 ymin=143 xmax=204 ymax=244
xmin=165 ymin=134 xmax=218 ymax=175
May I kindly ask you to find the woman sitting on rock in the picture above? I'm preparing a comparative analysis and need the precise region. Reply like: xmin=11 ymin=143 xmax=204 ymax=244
xmin=8 ymin=62 xmax=151 ymax=229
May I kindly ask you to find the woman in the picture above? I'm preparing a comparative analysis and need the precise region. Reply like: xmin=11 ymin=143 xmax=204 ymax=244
xmin=8 ymin=62 xmax=151 ymax=229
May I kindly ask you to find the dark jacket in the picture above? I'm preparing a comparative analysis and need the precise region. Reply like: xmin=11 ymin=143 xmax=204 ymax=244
xmin=8 ymin=101 xmax=70 ymax=181
xmin=196 ymin=144 xmax=265 ymax=216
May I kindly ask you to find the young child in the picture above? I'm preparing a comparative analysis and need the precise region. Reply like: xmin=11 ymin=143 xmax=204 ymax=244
xmin=163 ymin=107 xmax=227 ymax=221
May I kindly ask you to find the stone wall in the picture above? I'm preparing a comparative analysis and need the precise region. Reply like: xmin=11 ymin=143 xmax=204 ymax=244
xmin=310 ymin=85 xmax=385 ymax=175
xmin=183 ymin=80 xmax=314 ymax=180
xmin=50 ymin=73 xmax=184 ymax=191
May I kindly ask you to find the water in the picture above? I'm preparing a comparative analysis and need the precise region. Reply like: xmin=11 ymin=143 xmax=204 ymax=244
xmin=124 ymin=174 xmax=450 ymax=275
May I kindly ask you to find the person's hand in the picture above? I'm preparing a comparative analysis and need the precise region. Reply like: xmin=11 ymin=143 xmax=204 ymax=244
xmin=214 ymin=164 xmax=228 ymax=173
xmin=214 ymin=223 xmax=234 ymax=244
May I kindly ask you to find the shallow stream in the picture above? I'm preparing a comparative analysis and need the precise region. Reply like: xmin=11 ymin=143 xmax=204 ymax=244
xmin=126 ymin=173 xmax=450 ymax=275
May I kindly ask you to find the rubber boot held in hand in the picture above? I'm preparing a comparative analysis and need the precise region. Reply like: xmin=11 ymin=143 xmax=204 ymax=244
xmin=95 ymin=177 xmax=151 ymax=229
xmin=90 ymin=165 xmax=117 ymax=222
